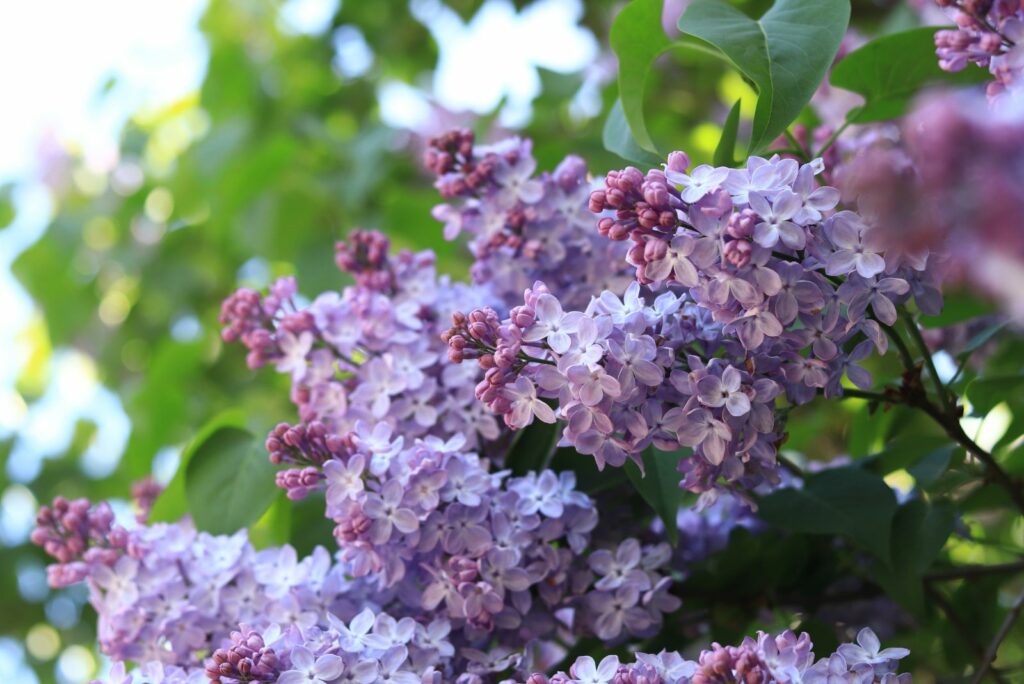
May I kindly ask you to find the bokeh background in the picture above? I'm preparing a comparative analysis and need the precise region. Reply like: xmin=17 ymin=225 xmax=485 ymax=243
xmin=0 ymin=1 xmax=948 ymax=682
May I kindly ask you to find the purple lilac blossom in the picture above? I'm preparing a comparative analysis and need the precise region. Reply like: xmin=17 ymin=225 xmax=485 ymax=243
xmin=220 ymin=230 xmax=501 ymax=451
xmin=424 ymin=129 xmax=632 ymax=311
xmin=842 ymin=89 xmax=1024 ymax=318
xmin=510 ymin=627 xmax=909 ymax=684
xmin=264 ymin=421 xmax=679 ymax=642
xmin=35 ymin=479 xmax=678 ymax=681
xmin=934 ymin=0 xmax=1024 ymax=103
xmin=444 ymin=149 xmax=941 ymax=502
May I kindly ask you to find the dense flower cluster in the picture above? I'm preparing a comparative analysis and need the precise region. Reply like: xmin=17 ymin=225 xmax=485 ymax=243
xmin=934 ymin=0 xmax=1023 ymax=102
xmin=843 ymin=90 xmax=1024 ymax=317
xmin=445 ymin=152 xmax=940 ymax=500
xmin=519 ymin=628 xmax=910 ymax=684
xmin=266 ymin=420 xmax=680 ymax=642
xmin=425 ymin=129 xmax=631 ymax=310
xmin=219 ymin=231 xmax=499 ymax=449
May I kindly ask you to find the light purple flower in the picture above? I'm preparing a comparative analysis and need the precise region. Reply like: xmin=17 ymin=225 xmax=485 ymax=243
xmin=363 ymin=480 xmax=420 ymax=543
xmin=524 ymin=294 xmax=580 ymax=354
xmin=571 ymin=655 xmax=621 ymax=684
xmin=666 ymin=164 xmax=729 ymax=203
xmin=278 ymin=647 xmax=344 ymax=684
xmin=750 ymin=190 xmax=805 ymax=250
xmin=324 ymin=455 xmax=366 ymax=508
xmin=696 ymin=367 xmax=751 ymax=417
xmin=505 ymin=377 xmax=556 ymax=427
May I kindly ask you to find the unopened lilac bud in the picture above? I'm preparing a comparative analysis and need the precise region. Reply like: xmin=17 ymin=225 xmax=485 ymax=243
xmin=666 ymin=150 xmax=690 ymax=173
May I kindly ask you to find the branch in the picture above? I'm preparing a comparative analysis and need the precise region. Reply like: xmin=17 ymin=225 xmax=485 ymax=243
xmin=926 ymin=560 xmax=1024 ymax=582
xmin=927 ymin=585 xmax=1010 ymax=684
xmin=972 ymin=591 xmax=1024 ymax=684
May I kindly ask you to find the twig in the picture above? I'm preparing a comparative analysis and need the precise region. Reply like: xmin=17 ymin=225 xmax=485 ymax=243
xmin=971 ymin=591 xmax=1024 ymax=684
xmin=926 ymin=560 xmax=1024 ymax=582
xmin=814 ymin=121 xmax=850 ymax=159
xmin=927 ymin=586 xmax=1010 ymax=684
xmin=777 ymin=453 xmax=806 ymax=479
xmin=783 ymin=129 xmax=810 ymax=162
xmin=903 ymin=313 xmax=956 ymax=417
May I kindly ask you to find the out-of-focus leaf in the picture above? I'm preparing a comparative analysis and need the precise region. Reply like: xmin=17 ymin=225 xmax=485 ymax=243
xmin=248 ymin=491 xmax=294 ymax=550
xmin=892 ymin=499 xmax=954 ymax=575
xmin=908 ymin=446 xmax=957 ymax=489
xmin=0 ymin=184 xmax=14 ymax=229
xmin=831 ymin=27 xmax=992 ymax=123
xmin=624 ymin=446 xmax=688 ymax=546
xmin=966 ymin=374 xmax=1024 ymax=415
xmin=919 ymin=290 xmax=997 ymax=328
xmin=149 ymin=410 xmax=249 ymax=524
xmin=713 ymin=99 xmax=742 ymax=167
xmin=862 ymin=434 xmax=955 ymax=477
xmin=506 ymin=418 xmax=561 ymax=476
xmin=609 ymin=0 xmax=673 ymax=155
xmin=758 ymin=466 xmax=898 ymax=563
xmin=603 ymin=99 xmax=665 ymax=167
xmin=679 ymin=0 xmax=850 ymax=152
xmin=959 ymin=319 xmax=1009 ymax=360
xmin=185 ymin=424 xmax=278 ymax=535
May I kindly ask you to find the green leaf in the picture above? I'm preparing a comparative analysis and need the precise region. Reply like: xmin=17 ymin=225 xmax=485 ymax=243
xmin=506 ymin=418 xmax=562 ymax=476
xmin=624 ymin=446 xmax=688 ymax=546
xmin=149 ymin=410 xmax=249 ymax=524
xmin=549 ymin=447 xmax=629 ymax=494
xmin=874 ymin=499 xmax=954 ymax=615
xmin=0 ymin=184 xmax=14 ymax=230
xmin=907 ymin=446 xmax=957 ymax=489
xmin=919 ymin=289 xmax=997 ymax=328
xmin=758 ymin=466 xmax=898 ymax=563
xmin=959 ymin=320 xmax=1009 ymax=360
xmin=602 ymin=99 xmax=666 ymax=167
xmin=609 ymin=0 xmax=673 ymax=156
xmin=184 ymin=425 xmax=278 ymax=535
xmin=966 ymin=374 xmax=1024 ymax=415
xmin=863 ymin=434 xmax=955 ymax=477
xmin=679 ymin=0 xmax=850 ymax=153
xmin=831 ymin=27 xmax=992 ymax=124
xmin=713 ymin=99 xmax=743 ymax=167
xmin=891 ymin=499 xmax=955 ymax=576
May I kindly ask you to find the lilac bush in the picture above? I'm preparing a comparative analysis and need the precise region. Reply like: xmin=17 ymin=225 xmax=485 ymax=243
xmin=33 ymin=0 xmax=1024 ymax=681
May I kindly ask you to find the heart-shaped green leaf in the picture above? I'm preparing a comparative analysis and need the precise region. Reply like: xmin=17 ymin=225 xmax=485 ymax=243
xmin=831 ymin=27 xmax=991 ymax=124
xmin=758 ymin=465 xmax=897 ymax=563
xmin=679 ymin=0 xmax=850 ymax=153
xmin=625 ymin=446 xmax=689 ymax=546
xmin=184 ymin=424 xmax=278 ymax=535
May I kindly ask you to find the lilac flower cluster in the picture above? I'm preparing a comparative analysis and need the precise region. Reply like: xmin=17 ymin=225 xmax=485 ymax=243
xmin=30 ymin=501 xmax=445 ymax=681
xmin=266 ymin=419 xmax=679 ymax=644
xmin=30 ymin=496 xmax=129 ymax=588
xmin=445 ymin=151 xmax=941 ymax=500
xmin=34 ymin=496 xmax=679 ymax=684
xmin=425 ymin=129 xmax=631 ymax=310
xmin=220 ymin=230 xmax=500 ymax=449
xmin=512 ymin=628 xmax=909 ymax=684
xmin=934 ymin=0 xmax=1023 ymax=102
xmin=843 ymin=89 xmax=1024 ymax=318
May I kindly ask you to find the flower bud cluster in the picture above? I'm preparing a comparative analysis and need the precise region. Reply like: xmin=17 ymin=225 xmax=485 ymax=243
xmin=426 ymin=134 xmax=631 ymax=311
xmin=221 ymin=231 xmax=500 ymax=450
xmin=934 ymin=0 xmax=1023 ymax=101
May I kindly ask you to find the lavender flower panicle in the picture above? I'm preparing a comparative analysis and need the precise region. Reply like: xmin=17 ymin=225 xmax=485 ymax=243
xmin=933 ymin=0 xmax=1024 ymax=102
xmin=445 ymin=149 xmax=939 ymax=501
xmin=425 ymin=131 xmax=632 ymax=311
